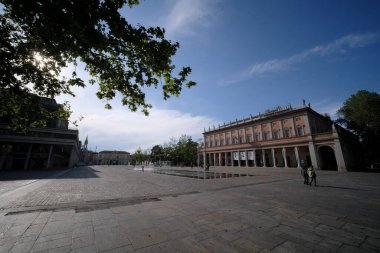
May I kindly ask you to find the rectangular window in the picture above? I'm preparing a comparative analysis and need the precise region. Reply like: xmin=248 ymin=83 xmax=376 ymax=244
xmin=297 ymin=126 xmax=303 ymax=136
xmin=247 ymin=135 xmax=252 ymax=142
xmin=284 ymin=128 xmax=290 ymax=138
xmin=254 ymin=133 xmax=260 ymax=142
xmin=263 ymin=132 xmax=269 ymax=141
xmin=220 ymin=139 xmax=224 ymax=146
xmin=226 ymin=137 xmax=230 ymax=145
xmin=273 ymin=130 xmax=280 ymax=139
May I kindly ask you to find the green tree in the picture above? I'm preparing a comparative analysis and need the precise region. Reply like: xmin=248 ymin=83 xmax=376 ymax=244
xmin=337 ymin=90 xmax=380 ymax=168
xmin=149 ymin=136 xmax=199 ymax=167
xmin=151 ymin=145 xmax=163 ymax=164
xmin=177 ymin=135 xmax=198 ymax=167
xmin=132 ymin=148 xmax=143 ymax=165
xmin=0 ymin=0 xmax=195 ymax=131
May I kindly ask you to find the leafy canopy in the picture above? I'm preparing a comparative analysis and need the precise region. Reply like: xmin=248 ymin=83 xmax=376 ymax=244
xmin=337 ymin=90 xmax=380 ymax=167
xmin=0 ymin=0 xmax=196 ymax=130
xmin=337 ymin=90 xmax=380 ymax=136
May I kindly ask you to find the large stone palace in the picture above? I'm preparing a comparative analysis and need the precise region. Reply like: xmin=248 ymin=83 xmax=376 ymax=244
xmin=199 ymin=102 xmax=360 ymax=171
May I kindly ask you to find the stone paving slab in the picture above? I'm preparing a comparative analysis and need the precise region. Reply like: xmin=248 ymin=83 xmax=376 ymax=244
xmin=0 ymin=165 xmax=379 ymax=252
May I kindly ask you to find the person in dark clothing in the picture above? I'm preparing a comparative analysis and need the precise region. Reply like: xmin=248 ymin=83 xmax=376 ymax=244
xmin=301 ymin=166 xmax=308 ymax=185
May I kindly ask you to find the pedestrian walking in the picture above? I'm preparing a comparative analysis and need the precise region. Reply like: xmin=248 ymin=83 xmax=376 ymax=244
xmin=301 ymin=166 xmax=308 ymax=185
xmin=307 ymin=165 xmax=317 ymax=186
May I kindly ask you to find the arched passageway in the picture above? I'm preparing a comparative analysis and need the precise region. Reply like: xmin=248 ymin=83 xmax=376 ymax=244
xmin=318 ymin=146 xmax=337 ymax=171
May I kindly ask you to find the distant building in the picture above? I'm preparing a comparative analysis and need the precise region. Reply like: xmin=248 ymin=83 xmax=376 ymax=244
xmin=0 ymin=97 xmax=80 ymax=170
xmin=199 ymin=102 xmax=360 ymax=171
xmin=82 ymin=150 xmax=99 ymax=165
xmin=98 ymin=151 xmax=130 ymax=165
xmin=88 ymin=151 xmax=99 ymax=165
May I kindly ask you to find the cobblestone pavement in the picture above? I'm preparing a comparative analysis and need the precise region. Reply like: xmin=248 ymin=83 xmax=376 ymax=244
xmin=0 ymin=165 xmax=379 ymax=252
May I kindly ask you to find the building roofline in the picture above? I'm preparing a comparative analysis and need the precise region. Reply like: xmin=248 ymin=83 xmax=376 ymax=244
xmin=203 ymin=103 xmax=332 ymax=134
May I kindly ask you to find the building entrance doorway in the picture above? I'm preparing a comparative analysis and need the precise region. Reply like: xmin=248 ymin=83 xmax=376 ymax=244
xmin=318 ymin=146 xmax=338 ymax=171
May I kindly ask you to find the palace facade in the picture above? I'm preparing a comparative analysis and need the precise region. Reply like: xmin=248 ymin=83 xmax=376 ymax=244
xmin=199 ymin=103 xmax=360 ymax=171
xmin=98 ymin=151 xmax=130 ymax=165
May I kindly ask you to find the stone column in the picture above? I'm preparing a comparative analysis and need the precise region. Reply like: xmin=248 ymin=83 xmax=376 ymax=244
xmin=197 ymin=151 xmax=200 ymax=167
xmin=308 ymin=142 xmax=319 ymax=169
xmin=238 ymin=151 xmax=241 ymax=167
xmin=24 ymin=144 xmax=33 ymax=170
xmin=272 ymin=148 xmax=276 ymax=167
xmin=219 ymin=152 xmax=222 ymax=167
xmin=46 ymin=145 xmax=53 ymax=168
xmin=0 ymin=149 xmax=6 ymax=171
xmin=225 ymin=152 xmax=228 ymax=167
xmin=262 ymin=149 xmax=266 ymax=167
xmin=333 ymin=124 xmax=347 ymax=171
xmin=253 ymin=150 xmax=257 ymax=167
xmin=231 ymin=151 xmax=233 ymax=167
xmin=282 ymin=148 xmax=288 ymax=167
xmin=203 ymin=152 xmax=206 ymax=169
xmin=295 ymin=146 xmax=301 ymax=167
xmin=306 ymin=114 xmax=319 ymax=169
xmin=334 ymin=142 xmax=347 ymax=172
xmin=68 ymin=146 xmax=79 ymax=169
xmin=203 ymin=135 xmax=207 ymax=169
xmin=245 ymin=150 xmax=248 ymax=167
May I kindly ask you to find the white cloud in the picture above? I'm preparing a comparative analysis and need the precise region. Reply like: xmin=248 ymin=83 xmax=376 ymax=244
xmin=77 ymin=107 xmax=214 ymax=152
xmin=163 ymin=0 xmax=220 ymax=37
xmin=57 ymin=86 xmax=215 ymax=153
xmin=220 ymin=32 xmax=380 ymax=85
xmin=55 ymin=58 xmax=215 ymax=153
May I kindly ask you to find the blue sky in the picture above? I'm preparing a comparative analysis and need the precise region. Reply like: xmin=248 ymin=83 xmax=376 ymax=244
xmin=57 ymin=0 xmax=380 ymax=152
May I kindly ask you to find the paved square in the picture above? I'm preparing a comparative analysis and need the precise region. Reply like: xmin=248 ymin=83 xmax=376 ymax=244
xmin=0 ymin=165 xmax=379 ymax=252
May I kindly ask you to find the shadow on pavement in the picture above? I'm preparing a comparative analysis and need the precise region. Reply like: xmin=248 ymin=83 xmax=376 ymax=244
xmin=316 ymin=185 xmax=371 ymax=191
xmin=0 ymin=166 xmax=99 ymax=181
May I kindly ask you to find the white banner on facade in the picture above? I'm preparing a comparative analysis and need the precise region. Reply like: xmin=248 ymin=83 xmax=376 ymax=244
xmin=233 ymin=152 xmax=239 ymax=160
xmin=247 ymin=151 xmax=254 ymax=160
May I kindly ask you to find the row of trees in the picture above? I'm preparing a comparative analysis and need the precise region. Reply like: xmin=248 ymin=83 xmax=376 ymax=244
xmin=337 ymin=90 xmax=380 ymax=169
xmin=130 ymin=135 xmax=200 ymax=167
